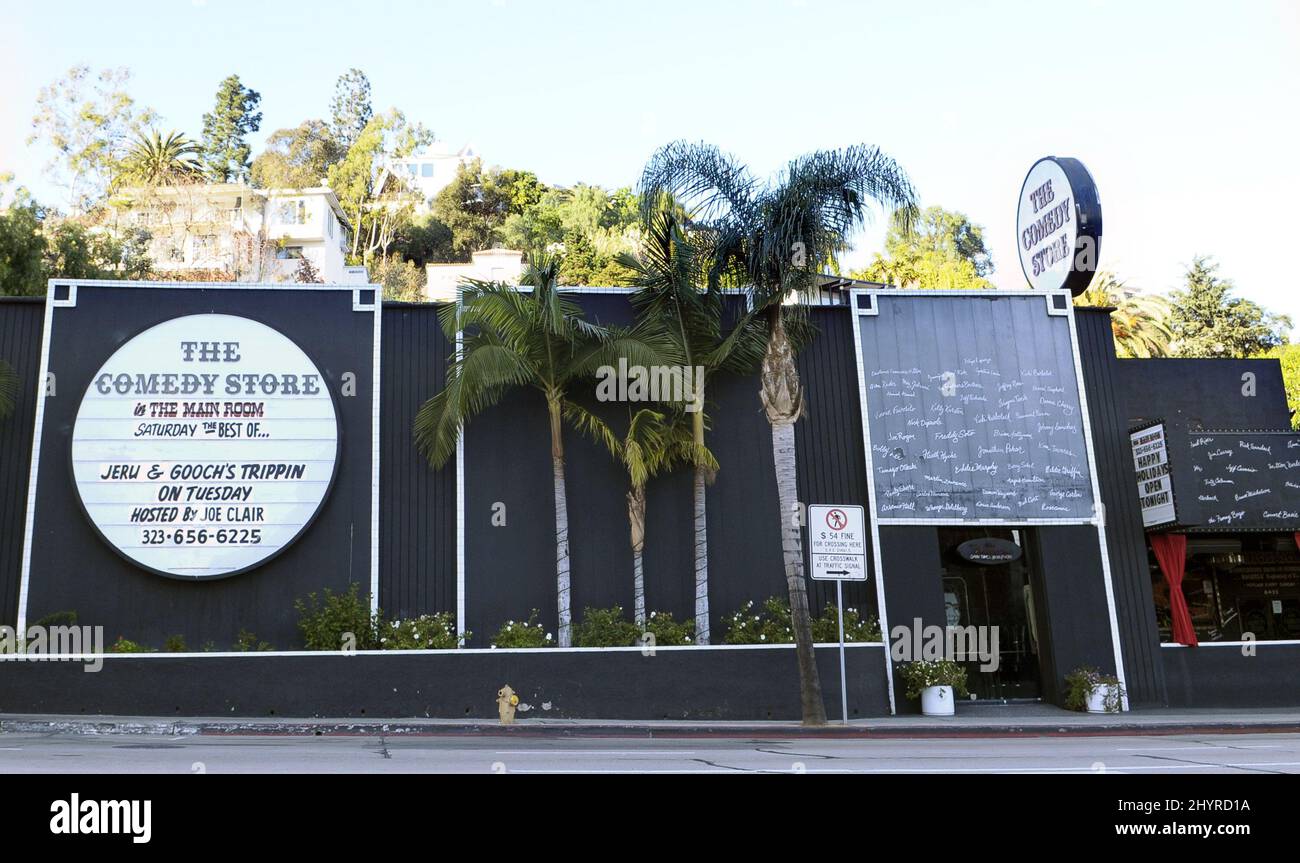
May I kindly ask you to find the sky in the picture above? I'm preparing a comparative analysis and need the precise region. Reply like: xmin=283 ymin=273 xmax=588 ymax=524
xmin=2 ymin=0 xmax=1298 ymax=325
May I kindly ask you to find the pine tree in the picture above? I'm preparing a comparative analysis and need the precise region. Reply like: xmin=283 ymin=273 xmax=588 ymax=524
xmin=330 ymin=69 xmax=373 ymax=152
xmin=1168 ymin=256 xmax=1289 ymax=357
xmin=201 ymin=74 xmax=263 ymax=183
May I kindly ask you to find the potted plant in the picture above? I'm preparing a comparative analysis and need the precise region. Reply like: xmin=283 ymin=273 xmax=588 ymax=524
xmin=897 ymin=659 xmax=969 ymax=716
xmin=1064 ymin=666 xmax=1126 ymax=714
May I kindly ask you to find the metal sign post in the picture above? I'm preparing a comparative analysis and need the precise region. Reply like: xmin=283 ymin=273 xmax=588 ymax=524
xmin=808 ymin=505 xmax=867 ymax=725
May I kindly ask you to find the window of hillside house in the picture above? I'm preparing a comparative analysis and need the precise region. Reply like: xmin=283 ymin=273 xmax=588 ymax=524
xmin=421 ymin=163 xmax=434 ymax=177
xmin=278 ymin=200 xmax=307 ymax=225
xmin=167 ymin=245 xmax=184 ymax=262
xmin=406 ymin=163 xmax=418 ymax=176
xmin=276 ymin=246 xmax=304 ymax=260
xmin=1149 ymin=534 xmax=1300 ymax=642
xmin=192 ymin=235 xmax=217 ymax=259
xmin=326 ymin=214 xmax=334 ymax=238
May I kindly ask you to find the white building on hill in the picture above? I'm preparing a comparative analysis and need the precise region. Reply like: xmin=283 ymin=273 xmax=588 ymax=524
xmin=111 ymin=184 xmax=368 ymax=284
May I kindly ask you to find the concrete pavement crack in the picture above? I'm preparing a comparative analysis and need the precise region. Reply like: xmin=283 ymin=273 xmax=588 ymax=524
xmin=1133 ymin=752 xmax=1285 ymax=775
xmin=755 ymin=747 xmax=837 ymax=760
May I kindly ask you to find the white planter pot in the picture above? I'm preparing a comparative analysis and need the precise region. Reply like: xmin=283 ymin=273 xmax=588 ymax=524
xmin=1086 ymin=684 xmax=1119 ymax=714
xmin=921 ymin=685 xmax=955 ymax=716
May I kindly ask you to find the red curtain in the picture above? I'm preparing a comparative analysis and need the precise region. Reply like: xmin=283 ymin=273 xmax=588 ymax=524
xmin=1294 ymin=533 xmax=1300 ymax=553
xmin=1151 ymin=533 xmax=1197 ymax=647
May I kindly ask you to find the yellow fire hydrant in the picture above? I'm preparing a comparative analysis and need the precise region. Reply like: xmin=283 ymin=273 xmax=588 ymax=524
xmin=497 ymin=685 xmax=519 ymax=725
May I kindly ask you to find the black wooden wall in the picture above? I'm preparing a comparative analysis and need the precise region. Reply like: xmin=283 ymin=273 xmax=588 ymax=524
xmin=2 ymin=291 xmax=1258 ymax=697
xmin=0 ymin=298 xmax=44 ymax=627
xmin=460 ymin=295 xmax=875 ymax=647
xmin=377 ymin=303 xmax=456 ymax=620
xmin=1074 ymin=308 xmax=1168 ymax=706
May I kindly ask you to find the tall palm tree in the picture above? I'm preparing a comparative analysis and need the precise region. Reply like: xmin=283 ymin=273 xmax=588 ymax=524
xmin=1075 ymin=272 xmax=1173 ymax=358
xmin=117 ymin=129 xmax=203 ymax=189
xmin=620 ymin=203 xmax=766 ymax=643
xmin=414 ymin=253 xmax=667 ymax=647
xmin=641 ymin=142 xmax=917 ymax=725
xmin=0 ymin=360 xmax=17 ymax=421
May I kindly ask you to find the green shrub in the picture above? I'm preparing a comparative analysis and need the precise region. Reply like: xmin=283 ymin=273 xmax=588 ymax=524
xmin=235 ymin=629 xmax=273 ymax=652
xmin=295 ymin=583 xmax=379 ymax=651
xmin=108 ymin=636 xmax=149 ymax=654
xmin=32 ymin=610 xmax=78 ymax=628
xmin=644 ymin=611 xmax=694 ymax=646
xmin=1063 ymin=666 xmax=1125 ymax=712
xmin=490 ymin=611 xmax=553 ymax=649
xmin=722 ymin=597 xmax=794 ymax=644
xmin=163 ymin=634 xmax=188 ymax=653
xmin=811 ymin=605 xmax=882 ymax=643
xmin=897 ymin=659 xmax=969 ymax=700
xmin=723 ymin=596 xmax=881 ymax=645
xmin=379 ymin=613 xmax=466 ymax=650
xmin=573 ymin=606 xmax=640 ymax=647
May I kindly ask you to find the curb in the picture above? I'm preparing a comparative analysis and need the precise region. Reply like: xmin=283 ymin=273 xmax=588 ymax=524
xmin=5 ymin=716 xmax=1300 ymax=739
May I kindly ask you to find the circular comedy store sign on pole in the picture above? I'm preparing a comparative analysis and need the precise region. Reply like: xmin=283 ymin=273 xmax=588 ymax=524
xmin=70 ymin=314 xmax=339 ymax=580
xmin=1016 ymin=156 xmax=1102 ymax=296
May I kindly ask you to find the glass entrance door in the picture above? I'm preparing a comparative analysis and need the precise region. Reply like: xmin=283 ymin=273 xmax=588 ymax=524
xmin=939 ymin=528 xmax=1042 ymax=701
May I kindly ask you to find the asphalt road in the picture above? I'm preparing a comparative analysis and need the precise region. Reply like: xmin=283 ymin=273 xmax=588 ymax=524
xmin=2 ymin=731 xmax=1299 ymax=773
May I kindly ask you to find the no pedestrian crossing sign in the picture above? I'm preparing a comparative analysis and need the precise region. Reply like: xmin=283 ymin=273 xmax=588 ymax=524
xmin=808 ymin=505 xmax=867 ymax=581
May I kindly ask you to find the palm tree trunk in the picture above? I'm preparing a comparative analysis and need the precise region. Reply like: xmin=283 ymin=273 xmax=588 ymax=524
xmin=761 ymin=306 xmax=825 ymax=726
xmin=692 ymin=463 xmax=710 ymax=644
xmin=628 ymin=486 xmax=647 ymax=627
xmin=548 ymin=399 xmax=572 ymax=647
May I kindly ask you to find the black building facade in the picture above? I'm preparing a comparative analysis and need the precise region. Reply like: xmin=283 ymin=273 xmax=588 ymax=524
xmin=0 ymin=284 xmax=1296 ymax=719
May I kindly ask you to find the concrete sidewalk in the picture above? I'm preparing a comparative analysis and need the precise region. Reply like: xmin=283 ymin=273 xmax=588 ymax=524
xmin=4 ymin=705 xmax=1300 ymax=738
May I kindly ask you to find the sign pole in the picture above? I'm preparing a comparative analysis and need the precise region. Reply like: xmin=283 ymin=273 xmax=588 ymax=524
xmin=836 ymin=578 xmax=848 ymax=725
xmin=808 ymin=504 xmax=867 ymax=726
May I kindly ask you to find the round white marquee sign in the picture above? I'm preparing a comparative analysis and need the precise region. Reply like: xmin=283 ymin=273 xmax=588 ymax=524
xmin=1015 ymin=156 xmax=1102 ymax=296
xmin=70 ymin=314 xmax=339 ymax=579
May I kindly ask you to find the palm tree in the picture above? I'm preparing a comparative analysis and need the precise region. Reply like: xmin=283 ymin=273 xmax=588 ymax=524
xmin=620 ymin=203 xmax=766 ymax=643
xmin=641 ymin=142 xmax=917 ymax=724
xmin=1075 ymin=272 xmax=1173 ymax=358
xmin=0 ymin=360 xmax=17 ymax=420
xmin=117 ymin=130 xmax=203 ymax=189
xmin=413 ymin=253 xmax=667 ymax=647
xmin=570 ymin=406 xmax=700 ymax=626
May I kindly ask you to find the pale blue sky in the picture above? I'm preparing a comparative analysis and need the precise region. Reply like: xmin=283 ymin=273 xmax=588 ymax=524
xmin=2 ymin=0 xmax=1297 ymax=326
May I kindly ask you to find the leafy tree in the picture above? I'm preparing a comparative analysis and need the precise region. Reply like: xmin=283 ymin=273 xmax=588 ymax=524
xmin=431 ymin=160 xmax=528 ymax=260
xmin=330 ymin=69 xmax=374 ymax=152
xmin=391 ymin=214 xmax=455 ymax=267
xmin=116 ymin=130 xmax=203 ymax=189
xmin=1074 ymin=272 xmax=1173 ymax=358
xmin=641 ymin=140 xmax=917 ymax=724
xmin=200 ymin=74 xmax=263 ymax=183
xmin=29 ymin=66 xmax=158 ymax=212
xmin=0 ymin=187 xmax=49 ymax=296
xmin=1168 ymin=256 xmax=1290 ymax=357
xmin=620 ymin=202 xmax=764 ymax=642
xmin=413 ymin=254 xmax=668 ymax=646
xmin=371 ymin=253 xmax=426 ymax=301
xmin=1254 ymin=343 xmax=1300 ymax=429
xmin=327 ymin=109 xmax=432 ymax=261
xmin=0 ymin=360 xmax=17 ymax=420
xmin=853 ymin=205 xmax=992 ymax=289
xmin=251 ymin=121 xmax=345 ymax=189
xmin=293 ymin=255 xmax=323 ymax=284
xmin=43 ymin=221 xmax=152 ymax=280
